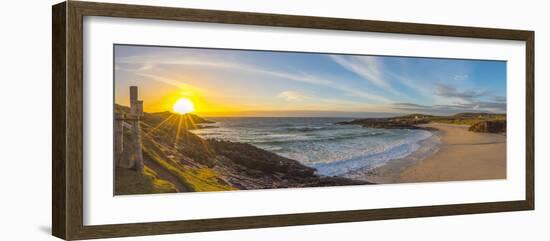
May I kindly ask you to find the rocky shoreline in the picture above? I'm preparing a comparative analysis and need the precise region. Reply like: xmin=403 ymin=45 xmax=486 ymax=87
xmin=115 ymin=105 xmax=370 ymax=195
xmin=207 ymin=139 xmax=369 ymax=190
xmin=115 ymin=108 xmax=506 ymax=194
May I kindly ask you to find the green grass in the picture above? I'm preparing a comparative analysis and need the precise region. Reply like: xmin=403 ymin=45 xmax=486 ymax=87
xmin=142 ymin=137 xmax=236 ymax=192
xmin=143 ymin=166 xmax=178 ymax=193
xmin=114 ymin=167 xmax=177 ymax=195
xmin=430 ymin=115 xmax=506 ymax=126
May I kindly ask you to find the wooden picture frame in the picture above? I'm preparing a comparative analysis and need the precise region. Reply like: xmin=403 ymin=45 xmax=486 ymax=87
xmin=52 ymin=1 xmax=534 ymax=240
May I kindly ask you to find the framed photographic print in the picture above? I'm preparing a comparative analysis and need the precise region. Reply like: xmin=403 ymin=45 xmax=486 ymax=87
xmin=52 ymin=1 xmax=534 ymax=240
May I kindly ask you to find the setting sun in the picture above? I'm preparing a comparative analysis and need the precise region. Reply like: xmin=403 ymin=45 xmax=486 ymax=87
xmin=173 ymin=98 xmax=195 ymax=114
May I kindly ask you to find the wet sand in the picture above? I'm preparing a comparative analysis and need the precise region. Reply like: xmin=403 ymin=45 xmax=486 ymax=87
xmin=363 ymin=123 xmax=506 ymax=184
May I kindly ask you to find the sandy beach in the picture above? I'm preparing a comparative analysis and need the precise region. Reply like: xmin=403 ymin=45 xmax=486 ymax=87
xmin=363 ymin=122 xmax=506 ymax=184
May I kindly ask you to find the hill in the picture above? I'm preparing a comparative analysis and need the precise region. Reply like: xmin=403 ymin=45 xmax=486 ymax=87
xmin=115 ymin=104 xmax=213 ymax=130
xmin=431 ymin=112 xmax=506 ymax=126
xmin=338 ymin=112 xmax=506 ymax=133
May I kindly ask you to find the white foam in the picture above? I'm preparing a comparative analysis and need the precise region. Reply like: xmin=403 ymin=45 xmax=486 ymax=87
xmin=311 ymin=130 xmax=434 ymax=176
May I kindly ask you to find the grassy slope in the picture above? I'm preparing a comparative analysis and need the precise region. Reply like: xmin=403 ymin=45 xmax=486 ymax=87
xmin=114 ymin=167 xmax=177 ymax=195
xmin=115 ymin=105 xmax=236 ymax=194
xmin=429 ymin=113 xmax=506 ymax=126
xmin=141 ymin=136 xmax=235 ymax=192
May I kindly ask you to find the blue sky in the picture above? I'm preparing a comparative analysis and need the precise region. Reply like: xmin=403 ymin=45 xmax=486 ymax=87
xmin=115 ymin=45 xmax=506 ymax=117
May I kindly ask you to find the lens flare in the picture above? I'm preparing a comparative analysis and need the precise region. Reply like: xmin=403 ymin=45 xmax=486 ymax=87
xmin=173 ymin=98 xmax=195 ymax=114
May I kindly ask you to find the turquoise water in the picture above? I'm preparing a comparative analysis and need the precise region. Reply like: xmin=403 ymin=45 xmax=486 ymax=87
xmin=191 ymin=117 xmax=433 ymax=177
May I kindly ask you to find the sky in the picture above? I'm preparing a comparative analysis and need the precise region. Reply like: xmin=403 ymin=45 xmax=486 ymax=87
xmin=114 ymin=44 xmax=506 ymax=117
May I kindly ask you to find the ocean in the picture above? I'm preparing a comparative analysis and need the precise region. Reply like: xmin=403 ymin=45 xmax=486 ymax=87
xmin=190 ymin=117 xmax=434 ymax=177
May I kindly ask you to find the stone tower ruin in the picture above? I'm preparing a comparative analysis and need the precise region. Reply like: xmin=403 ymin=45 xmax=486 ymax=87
xmin=115 ymin=86 xmax=144 ymax=172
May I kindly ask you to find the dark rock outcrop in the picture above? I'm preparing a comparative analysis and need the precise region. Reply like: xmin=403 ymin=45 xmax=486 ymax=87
xmin=208 ymin=139 xmax=370 ymax=189
xmin=209 ymin=140 xmax=315 ymax=177
xmin=468 ymin=120 xmax=506 ymax=133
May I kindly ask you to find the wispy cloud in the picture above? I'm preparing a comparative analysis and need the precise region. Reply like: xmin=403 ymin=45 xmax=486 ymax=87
xmin=385 ymin=71 xmax=436 ymax=102
xmin=132 ymin=72 xmax=203 ymax=94
xmin=116 ymin=54 xmax=240 ymax=70
xmin=252 ymin=70 xmax=332 ymax=86
xmin=115 ymin=46 xmax=506 ymax=116
xmin=330 ymin=55 xmax=397 ymax=94
xmin=392 ymin=102 xmax=431 ymax=109
xmin=117 ymin=52 xmax=391 ymax=103
xmin=435 ymin=83 xmax=489 ymax=102
xmin=115 ymin=47 xmax=506 ymax=116
xmin=389 ymin=82 xmax=505 ymax=113
xmin=392 ymin=99 xmax=506 ymax=114
xmin=453 ymin=74 xmax=469 ymax=81
xmin=278 ymin=91 xmax=311 ymax=101
xmin=492 ymin=96 xmax=507 ymax=102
